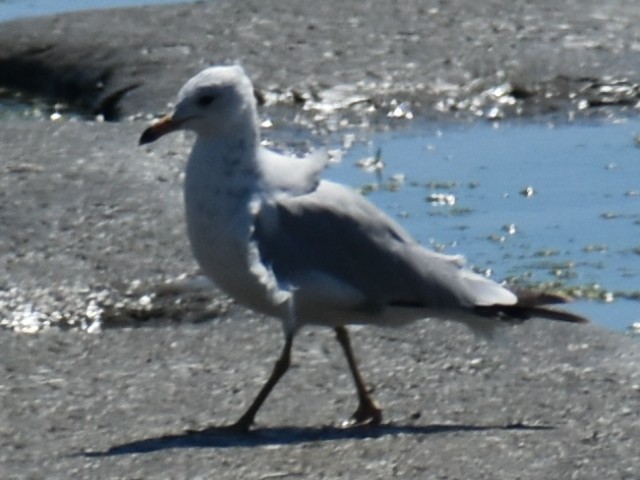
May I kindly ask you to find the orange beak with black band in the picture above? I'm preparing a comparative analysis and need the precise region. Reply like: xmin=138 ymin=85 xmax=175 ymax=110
xmin=139 ymin=113 xmax=183 ymax=145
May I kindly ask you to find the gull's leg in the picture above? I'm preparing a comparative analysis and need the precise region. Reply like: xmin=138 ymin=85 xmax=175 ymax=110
xmin=334 ymin=326 xmax=383 ymax=426
xmin=230 ymin=333 xmax=294 ymax=431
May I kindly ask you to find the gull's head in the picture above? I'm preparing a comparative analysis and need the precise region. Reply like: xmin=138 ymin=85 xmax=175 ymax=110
xmin=139 ymin=65 xmax=257 ymax=145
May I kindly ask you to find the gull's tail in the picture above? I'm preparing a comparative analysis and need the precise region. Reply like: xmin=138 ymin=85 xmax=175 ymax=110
xmin=475 ymin=290 xmax=589 ymax=324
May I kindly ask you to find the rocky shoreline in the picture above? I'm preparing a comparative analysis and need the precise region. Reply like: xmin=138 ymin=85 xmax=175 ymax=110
xmin=1 ymin=0 xmax=640 ymax=125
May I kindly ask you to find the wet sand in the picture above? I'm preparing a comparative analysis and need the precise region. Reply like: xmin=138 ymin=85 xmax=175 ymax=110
xmin=1 ymin=1 xmax=639 ymax=478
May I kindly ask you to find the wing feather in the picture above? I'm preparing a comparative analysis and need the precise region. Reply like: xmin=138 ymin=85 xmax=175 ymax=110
xmin=253 ymin=180 xmax=516 ymax=317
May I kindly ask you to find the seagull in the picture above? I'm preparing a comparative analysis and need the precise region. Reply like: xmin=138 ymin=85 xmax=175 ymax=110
xmin=139 ymin=65 xmax=587 ymax=432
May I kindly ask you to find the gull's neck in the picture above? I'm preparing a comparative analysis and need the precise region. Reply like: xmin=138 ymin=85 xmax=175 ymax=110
xmin=184 ymin=120 xmax=262 ymax=236
xmin=190 ymin=124 xmax=260 ymax=183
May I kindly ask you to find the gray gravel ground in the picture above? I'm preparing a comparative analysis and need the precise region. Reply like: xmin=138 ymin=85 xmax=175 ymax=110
xmin=1 ymin=1 xmax=640 ymax=478
xmin=1 ymin=315 xmax=639 ymax=479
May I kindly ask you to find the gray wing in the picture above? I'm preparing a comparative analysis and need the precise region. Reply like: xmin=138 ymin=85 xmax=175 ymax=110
xmin=253 ymin=180 xmax=516 ymax=318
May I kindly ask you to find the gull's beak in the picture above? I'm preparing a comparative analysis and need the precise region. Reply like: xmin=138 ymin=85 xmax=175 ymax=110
xmin=139 ymin=113 xmax=182 ymax=145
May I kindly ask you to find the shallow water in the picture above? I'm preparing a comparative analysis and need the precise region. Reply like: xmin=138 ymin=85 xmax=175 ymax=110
xmin=324 ymin=119 xmax=640 ymax=332
xmin=0 ymin=0 xmax=192 ymax=22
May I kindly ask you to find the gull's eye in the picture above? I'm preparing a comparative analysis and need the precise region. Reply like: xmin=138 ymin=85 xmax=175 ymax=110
xmin=196 ymin=94 xmax=215 ymax=107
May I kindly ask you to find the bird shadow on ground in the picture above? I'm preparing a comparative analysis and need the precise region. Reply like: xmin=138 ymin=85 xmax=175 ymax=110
xmin=83 ymin=422 xmax=552 ymax=456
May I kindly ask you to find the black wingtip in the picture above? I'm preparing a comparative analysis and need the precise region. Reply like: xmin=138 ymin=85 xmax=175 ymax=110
xmin=524 ymin=305 xmax=590 ymax=324
xmin=475 ymin=304 xmax=589 ymax=324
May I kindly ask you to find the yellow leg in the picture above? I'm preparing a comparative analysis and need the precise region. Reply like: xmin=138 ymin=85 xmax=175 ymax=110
xmin=335 ymin=326 xmax=383 ymax=425
xmin=230 ymin=333 xmax=293 ymax=431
